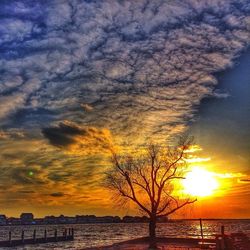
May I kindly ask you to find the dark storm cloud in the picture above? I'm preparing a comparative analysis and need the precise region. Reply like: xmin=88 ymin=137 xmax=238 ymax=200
xmin=50 ymin=192 xmax=65 ymax=197
xmin=42 ymin=120 xmax=113 ymax=152
xmin=42 ymin=121 xmax=83 ymax=147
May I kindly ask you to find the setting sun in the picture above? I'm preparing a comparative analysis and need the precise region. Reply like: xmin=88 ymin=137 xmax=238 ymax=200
xmin=183 ymin=167 xmax=219 ymax=197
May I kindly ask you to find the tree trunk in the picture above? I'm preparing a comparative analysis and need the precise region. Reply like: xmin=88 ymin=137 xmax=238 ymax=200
xmin=149 ymin=216 xmax=157 ymax=249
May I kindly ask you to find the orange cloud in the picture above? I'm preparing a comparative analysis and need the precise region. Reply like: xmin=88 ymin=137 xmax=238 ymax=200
xmin=42 ymin=120 xmax=115 ymax=155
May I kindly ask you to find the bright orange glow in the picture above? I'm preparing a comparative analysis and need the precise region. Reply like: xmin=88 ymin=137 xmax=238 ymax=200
xmin=183 ymin=167 xmax=219 ymax=197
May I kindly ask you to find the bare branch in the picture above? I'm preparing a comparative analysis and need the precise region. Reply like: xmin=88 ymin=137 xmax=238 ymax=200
xmin=105 ymin=135 xmax=196 ymax=224
xmin=157 ymin=198 xmax=197 ymax=217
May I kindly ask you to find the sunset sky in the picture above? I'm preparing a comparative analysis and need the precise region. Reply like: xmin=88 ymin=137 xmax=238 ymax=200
xmin=0 ymin=0 xmax=249 ymax=218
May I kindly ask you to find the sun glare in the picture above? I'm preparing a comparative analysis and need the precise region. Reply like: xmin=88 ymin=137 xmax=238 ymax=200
xmin=183 ymin=167 xmax=219 ymax=197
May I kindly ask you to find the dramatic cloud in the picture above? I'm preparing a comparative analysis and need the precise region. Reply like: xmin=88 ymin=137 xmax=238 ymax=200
xmin=42 ymin=121 xmax=85 ymax=148
xmin=42 ymin=120 xmax=113 ymax=154
xmin=0 ymin=135 xmax=109 ymax=212
xmin=0 ymin=0 xmax=250 ymax=216
xmin=0 ymin=0 xmax=250 ymax=141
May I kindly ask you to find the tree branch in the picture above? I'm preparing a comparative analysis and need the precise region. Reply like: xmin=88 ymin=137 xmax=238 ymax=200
xmin=158 ymin=199 xmax=197 ymax=217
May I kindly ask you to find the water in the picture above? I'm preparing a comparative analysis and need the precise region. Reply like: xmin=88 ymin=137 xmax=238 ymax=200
xmin=0 ymin=220 xmax=249 ymax=249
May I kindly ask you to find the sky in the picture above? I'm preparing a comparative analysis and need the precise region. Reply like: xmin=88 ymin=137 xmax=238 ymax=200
xmin=0 ymin=0 xmax=249 ymax=218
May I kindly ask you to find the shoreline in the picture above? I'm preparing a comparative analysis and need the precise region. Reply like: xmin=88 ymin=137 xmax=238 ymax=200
xmin=1 ymin=218 xmax=250 ymax=227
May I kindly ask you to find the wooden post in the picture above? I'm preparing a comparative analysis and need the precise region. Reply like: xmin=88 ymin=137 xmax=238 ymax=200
xmin=21 ymin=230 xmax=24 ymax=243
xmin=221 ymin=225 xmax=225 ymax=235
xmin=199 ymin=218 xmax=204 ymax=244
xmin=215 ymin=235 xmax=221 ymax=250
xmin=33 ymin=229 xmax=36 ymax=243
xmin=8 ymin=231 xmax=12 ymax=246
xmin=72 ymin=228 xmax=74 ymax=239
xmin=44 ymin=229 xmax=47 ymax=242
xmin=64 ymin=228 xmax=67 ymax=239
xmin=221 ymin=225 xmax=225 ymax=250
xmin=54 ymin=229 xmax=57 ymax=241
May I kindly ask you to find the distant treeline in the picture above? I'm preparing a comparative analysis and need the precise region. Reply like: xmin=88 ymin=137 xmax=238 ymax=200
xmin=0 ymin=214 xmax=168 ymax=226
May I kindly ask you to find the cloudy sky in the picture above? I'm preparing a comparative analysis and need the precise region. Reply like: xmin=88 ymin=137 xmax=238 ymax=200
xmin=0 ymin=0 xmax=249 ymax=218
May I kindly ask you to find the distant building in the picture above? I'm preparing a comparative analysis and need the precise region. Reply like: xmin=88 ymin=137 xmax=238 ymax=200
xmin=1 ymin=213 xmax=155 ymax=225
xmin=58 ymin=215 xmax=66 ymax=224
xmin=44 ymin=215 xmax=57 ymax=224
xmin=122 ymin=216 xmax=149 ymax=223
xmin=95 ymin=216 xmax=121 ymax=223
xmin=0 ymin=215 xmax=7 ymax=225
xmin=7 ymin=217 xmax=21 ymax=225
xmin=75 ymin=215 xmax=97 ymax=224
xmin=34 ymin=218 xmax=44 ymax=225
xmin=66 ymin=216 xmax=76 ymax=224
xmin=20 ymin=213 xmax=34 ymax=225
xmin=75 ymin=215 xmax=121 ymax=224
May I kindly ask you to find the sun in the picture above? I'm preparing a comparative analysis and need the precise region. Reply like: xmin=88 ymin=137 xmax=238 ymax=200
xmin=182 ymin=167 xmax=219 ymax=197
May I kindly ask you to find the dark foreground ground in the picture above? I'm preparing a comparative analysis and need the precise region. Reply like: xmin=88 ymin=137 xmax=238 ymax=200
xmin=84 ymin=234 xmax=250 ymax=250
xmin=83 ymin=237 xmax=215 ymax=250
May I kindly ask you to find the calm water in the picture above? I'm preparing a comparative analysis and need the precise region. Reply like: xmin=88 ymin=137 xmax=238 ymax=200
xmin=0 ymin=220 xmax=249 ymax=249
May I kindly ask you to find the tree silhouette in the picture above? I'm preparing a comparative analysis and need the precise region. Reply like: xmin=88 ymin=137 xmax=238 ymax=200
xmin=105 ymin=137 xmax=197 ymax=249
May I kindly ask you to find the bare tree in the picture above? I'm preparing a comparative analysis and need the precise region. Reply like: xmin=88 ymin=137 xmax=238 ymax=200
xmin=105 ymin=137 xmax=197 ymax=249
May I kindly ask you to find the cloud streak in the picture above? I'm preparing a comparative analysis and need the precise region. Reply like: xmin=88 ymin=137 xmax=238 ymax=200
xmin=42 ymin=120 xmax=113 ymax=154
xmin=0 ymin=0 xmax=250 ymax=140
